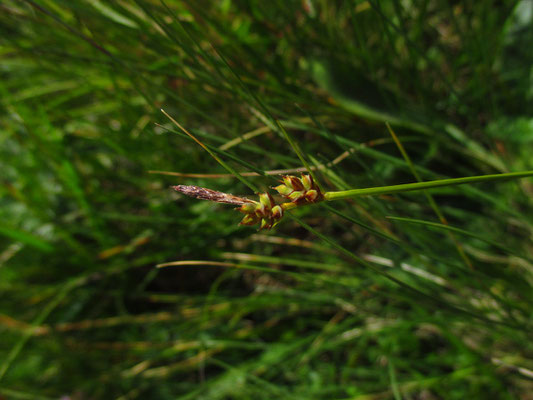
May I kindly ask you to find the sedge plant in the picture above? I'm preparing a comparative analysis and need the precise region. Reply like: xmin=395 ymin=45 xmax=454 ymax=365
xmin=2 ymin=1 xmax=533 ymax=399
xmin=164 ymin=108 xmax=533 ymax=231
xmin=173 ymin=169 xmax=533 ymax=230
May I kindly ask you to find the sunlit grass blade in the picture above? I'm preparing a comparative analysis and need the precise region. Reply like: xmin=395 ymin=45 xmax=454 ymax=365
xmin=0 ymin=225 xmax=53 ymax=253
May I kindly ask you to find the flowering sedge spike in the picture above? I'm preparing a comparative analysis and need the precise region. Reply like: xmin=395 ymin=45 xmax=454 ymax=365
xmin=239 ymin=212 xmax=261 ymax=226
xmin=237 ymin=192 xmax=284 ymax=230
xmin=305 ymin=189 xmax=319 ymax=202
xmin=173 ymin=170 xmax=533 ymax=230
xmin=238 ymin=203 xmax=257 ymax=214
xmin=273 ymin=183 xmax=293 ymax=197
xmin=301 ymin=174 xmax=313 ymax=191
xmin=173 ymin=184 xmax=295 ymax=230
xmin=273 ymin=174 xmax=324 ymax=205
xmin=258 ymin=192 xmax=274 ymax=214
xmin=271 ymin=205 xmax=283 ymax=220
xmin=288 ymin=191 xmax=305 ymax=202
xmin=286 ymin=176 xmax=304 ymax=191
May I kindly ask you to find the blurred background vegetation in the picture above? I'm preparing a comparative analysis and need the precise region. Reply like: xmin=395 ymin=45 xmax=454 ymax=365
xmin=1 ymin=0 xmax=533 ymax=399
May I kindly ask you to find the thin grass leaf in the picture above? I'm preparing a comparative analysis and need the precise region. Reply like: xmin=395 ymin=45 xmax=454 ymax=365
xmin=387 ymin=216 xmax=533 ymax=264
xmin=161 ymin=109 xmax=259 ymax=192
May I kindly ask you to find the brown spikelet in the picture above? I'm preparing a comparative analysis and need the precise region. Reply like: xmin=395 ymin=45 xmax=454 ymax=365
xmin=172 ymin=185 xmax=292 ymax=230
xmin=172 ymin=185 xmax=255 ymax=206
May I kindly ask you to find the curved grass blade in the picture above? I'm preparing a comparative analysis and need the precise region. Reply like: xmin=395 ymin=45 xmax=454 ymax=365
xmin=161 ymin=109 xmax=259 ymax=192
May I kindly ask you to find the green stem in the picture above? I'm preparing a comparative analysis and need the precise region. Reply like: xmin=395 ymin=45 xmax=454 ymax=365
xmin=323 ymin=171 xmax=533 ymax=201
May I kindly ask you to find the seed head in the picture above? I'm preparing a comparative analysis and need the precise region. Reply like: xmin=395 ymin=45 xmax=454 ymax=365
xmin=305 ymin=189 xmax=318 ymax=202
xmin=273 ymin=174 xmax=324 ymax=205
xmin=285 ymin=175 xmax=304 ymax=191
xmin=288 ymin=190 xmax=305 ymax=202
xmin=273 ymin=183 xmax=293 ymax=196
xmin=237 ymin=192 xmax=284 ymax=230
xmin=301 ymin=174 xmax=313 ymax=191
xmin=271 ymin=205 xmax=283 ymax=220
xmin=259 ymin=192 xmax=274 ymax=212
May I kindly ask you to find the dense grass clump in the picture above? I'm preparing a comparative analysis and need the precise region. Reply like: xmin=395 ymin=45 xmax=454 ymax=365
xmin=1 ymin=1 xmax=532 ymax=399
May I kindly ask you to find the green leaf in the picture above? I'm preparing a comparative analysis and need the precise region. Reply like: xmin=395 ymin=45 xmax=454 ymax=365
xmin=0 ymin=225 xmax=53 ymax=253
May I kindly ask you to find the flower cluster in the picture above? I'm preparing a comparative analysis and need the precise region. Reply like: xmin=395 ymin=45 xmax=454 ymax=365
xmin=237 ymin=193 xmax=284 ymax=230
xmin=273 ymin=174 xmax=324 ymax=205
xmin=236 ymin=175 xmax=324 ymax=230
xmin=173 ymin=175 xmax=324 ymax=230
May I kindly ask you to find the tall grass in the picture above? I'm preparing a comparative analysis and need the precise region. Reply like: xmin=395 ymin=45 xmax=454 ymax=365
xmin=1 ymin=1 xmax=532 ymax=399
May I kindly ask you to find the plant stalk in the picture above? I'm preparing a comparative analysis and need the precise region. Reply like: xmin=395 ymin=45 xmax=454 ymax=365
xmin=324 ymin=171 xmax=533 ymax=201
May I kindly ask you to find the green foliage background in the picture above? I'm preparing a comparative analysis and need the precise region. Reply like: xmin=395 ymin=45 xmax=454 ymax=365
xmin=1 ymin=1 xmax=532 ymax=399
